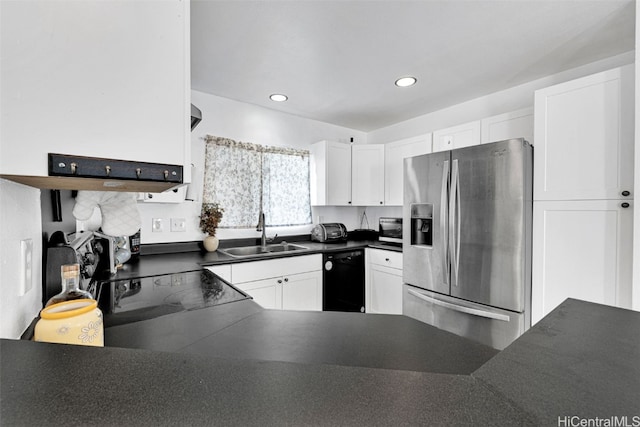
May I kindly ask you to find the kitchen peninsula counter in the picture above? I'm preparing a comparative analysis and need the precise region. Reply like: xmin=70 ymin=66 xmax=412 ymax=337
xmin=103 ymin=299 xmax=498 ymax=375
xmin=2 ymin=299 xmax=639 ymax=425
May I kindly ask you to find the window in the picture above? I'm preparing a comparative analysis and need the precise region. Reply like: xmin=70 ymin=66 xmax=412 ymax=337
xmin=202 ymin=136 xmax=312 ymax=228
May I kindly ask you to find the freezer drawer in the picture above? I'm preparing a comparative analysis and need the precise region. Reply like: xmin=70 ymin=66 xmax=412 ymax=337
xmin=403 ymin=284 xmax=525 ymax=350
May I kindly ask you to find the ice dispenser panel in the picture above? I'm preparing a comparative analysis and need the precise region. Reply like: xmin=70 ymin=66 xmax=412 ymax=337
xmin=411 ymin=203 xmax=433 ymax=247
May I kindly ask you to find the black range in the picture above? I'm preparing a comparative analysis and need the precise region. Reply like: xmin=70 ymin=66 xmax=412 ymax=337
xmin=92 ymin=269 xmax=250 ymax=328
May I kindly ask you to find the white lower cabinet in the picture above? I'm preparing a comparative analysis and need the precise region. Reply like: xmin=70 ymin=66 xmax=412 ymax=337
xmin=531 ymin=200 xmax=633 ymax=324
xmin=366 ymin=249 xmax=403 ymax=314
xmin=282 ymin=271 xmax=323 ymax=311
xmin=213 ymin=254 xmax=322 ymax=311
xmin=235 ymin=277 xmax=282 ymax=309
xmin=205 ymin=265 xmax=231 ymax=283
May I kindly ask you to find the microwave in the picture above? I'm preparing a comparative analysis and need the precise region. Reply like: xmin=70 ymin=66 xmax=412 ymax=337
xmin=379 ymin=217 xmax=402 ymax=244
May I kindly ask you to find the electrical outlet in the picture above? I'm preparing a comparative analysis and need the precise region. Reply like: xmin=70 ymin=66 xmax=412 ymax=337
xmin=171 ymin=218 xmax=186 ymax=232
xmin=152 ymin=218 xmax=163 ymax=232
xmin=19 ymin=239 xmax=33 ymax=296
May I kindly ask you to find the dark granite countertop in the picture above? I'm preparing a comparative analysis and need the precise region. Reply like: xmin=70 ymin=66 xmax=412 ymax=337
xmin=105 ymin=301 xmax=498 ymax=375
xmin=100 ymin=239 xmax=400 ymax=282
xmin=473 ymin=299 xmax=640 ymax=424
xmin=2 ymin=299 xmax=639 ymax=425
xmin=0 ymin=339 xmax=531 ymax=426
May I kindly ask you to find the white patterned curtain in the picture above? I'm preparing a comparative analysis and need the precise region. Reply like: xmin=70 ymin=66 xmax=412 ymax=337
xmin=203 ymin=136 xmax=312 ymax=228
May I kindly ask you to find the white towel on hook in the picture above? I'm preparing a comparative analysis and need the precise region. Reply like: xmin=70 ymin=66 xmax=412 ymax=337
xmin=73 ymin=191 xmax=141 ymax=237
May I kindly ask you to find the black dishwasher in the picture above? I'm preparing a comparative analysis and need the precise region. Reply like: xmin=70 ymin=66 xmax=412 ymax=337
xmin=323 ymin=250 xmax=365 ymax=313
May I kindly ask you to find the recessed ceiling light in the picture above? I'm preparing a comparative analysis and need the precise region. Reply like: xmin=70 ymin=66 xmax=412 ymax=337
xmin=270 ymin=94 xmax=288 ymax=102
xmin=395 ymin=76 xmax=417 ymax=87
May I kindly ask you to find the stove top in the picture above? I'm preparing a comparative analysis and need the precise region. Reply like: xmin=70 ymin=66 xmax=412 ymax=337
xmin=93 ymin=270 xmax=250 ymax=327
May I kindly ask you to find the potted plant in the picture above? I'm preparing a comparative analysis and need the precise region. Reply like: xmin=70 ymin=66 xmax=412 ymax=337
xmin=200 ymin=203 xmax=224 ymax=252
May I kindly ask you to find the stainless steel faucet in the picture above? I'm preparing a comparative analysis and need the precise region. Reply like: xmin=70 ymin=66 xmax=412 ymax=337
xmin=257 ymin=211 xmax=267 ymax=248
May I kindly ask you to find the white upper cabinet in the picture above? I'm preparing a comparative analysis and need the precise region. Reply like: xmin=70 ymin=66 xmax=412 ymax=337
xmin=384 ymin=134 xmax=432 ymax=206
xmin=481 ymin=108 xmax=534 ymax=145
xmin=310 ymin=141 xmax=352 ymax=206
xmin=351 ymin=144 xmax=385 ymax=206
xmin=432 ymin=121 xmax=481 ymax=152
xmin=533 ymin=65 xmax=634 ymax=201
xmin=0 ymin=1 xmax=190 ymax=180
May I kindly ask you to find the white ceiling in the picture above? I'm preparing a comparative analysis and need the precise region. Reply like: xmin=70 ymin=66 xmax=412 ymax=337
xmin=191 ymin=0 xmax=635 ymax=132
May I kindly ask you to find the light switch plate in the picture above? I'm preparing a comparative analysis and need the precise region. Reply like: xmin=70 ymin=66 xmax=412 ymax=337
xmin=152 ymin=218 xmax=163 ymax=232
xmin=19 ymin=239 xmax=33 ymax=296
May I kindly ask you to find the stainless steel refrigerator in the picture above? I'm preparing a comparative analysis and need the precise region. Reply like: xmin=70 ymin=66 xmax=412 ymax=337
xmin=402 ymin=138 xmax=533 ymax=350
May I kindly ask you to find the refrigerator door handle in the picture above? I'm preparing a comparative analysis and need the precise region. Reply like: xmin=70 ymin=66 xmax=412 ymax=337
xmin=455 ymin=159 xmax=461 ymax=281
xmin=441 ymin=159 xmax=450 ymax=286
xmin=449 ymin=159 xmax=460 ymax=286
xmin=407 ymin=289 xmax=511 ymax=322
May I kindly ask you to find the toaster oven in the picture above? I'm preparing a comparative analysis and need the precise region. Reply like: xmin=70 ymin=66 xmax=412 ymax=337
xmin=311 ymin=223 xmax=348 ymax=243
xmin=379 ymin=217 xmax=403 ymax=244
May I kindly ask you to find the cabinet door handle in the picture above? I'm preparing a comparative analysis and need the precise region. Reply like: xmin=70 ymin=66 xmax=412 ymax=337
xmin=284 ymin=277 xmax=289 ymax=282
xmin=621 ymin=202 xmax=630 ymax=208
xmin=385 ymin=258 xmax=390 ymax=262
xmin=621 ymin=190 xmax=631 ymax=197
xmin=277 ymin=279 xmax=283 ymax=284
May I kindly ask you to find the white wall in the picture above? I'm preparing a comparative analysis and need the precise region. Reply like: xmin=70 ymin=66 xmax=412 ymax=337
xmin=368 ymin=52 xmax=635 ymax=144
xmin=140 ymin=52 xmax=636 ymax=245
xmin=0 ymin=179 xmax=43 ymax=339
xmin=138 ymin=90 xmax=367 ymax=244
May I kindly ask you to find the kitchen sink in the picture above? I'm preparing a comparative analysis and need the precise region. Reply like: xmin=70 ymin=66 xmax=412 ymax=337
xmin=219 ymin=243 xmax=308 ymax=258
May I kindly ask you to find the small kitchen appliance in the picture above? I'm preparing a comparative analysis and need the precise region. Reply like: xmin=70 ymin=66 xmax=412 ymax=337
xmin=44 ymin=231 xmax=103 ymax=305
xmin=44 ymin=230 xmax=126 ymax=305
xmin=378 ymin=217 xmax=402 ymax=244
xmin=311 ymin=223 xmax=348 ymax=243
xmin=323 ymin=250 xmax=365 ymax=313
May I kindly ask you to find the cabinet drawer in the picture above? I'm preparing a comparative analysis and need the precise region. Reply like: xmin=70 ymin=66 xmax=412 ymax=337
xmin=368 ymin=249 xmax=403 ymax=269
xmin=231 ymin=254 xmax=322 ymax=284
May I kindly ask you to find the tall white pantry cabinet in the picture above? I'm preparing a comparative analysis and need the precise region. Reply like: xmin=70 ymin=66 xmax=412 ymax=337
xmin=532 ymin=65 xmax=634 ymax=324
